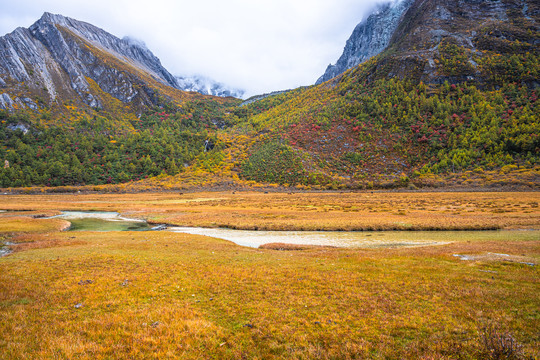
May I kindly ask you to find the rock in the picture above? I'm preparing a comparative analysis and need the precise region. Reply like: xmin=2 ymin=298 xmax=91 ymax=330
xmin=204 ymin=140 xmax=215 ymax=152
xmin=0 ymin=12 xmax=182 ymax=109
xmin=78 ymin=279 xmax=93 ymax=285
xmin=6 ymin=123 xmax=30 ymax=134
xmin=0 ymin=93 xmax=15 ymax=110
xmin=31 ymin=13 xmax=179 ymax=89
xmin=316 ymin=0 xmax=525 ymax=86
xmin=0 ymin=245 xmax=12 ymax=257
xmin=21 ymin=97 xmax=38 ymax=110
xmin=151 ymin=224 xmax=168 ymax=231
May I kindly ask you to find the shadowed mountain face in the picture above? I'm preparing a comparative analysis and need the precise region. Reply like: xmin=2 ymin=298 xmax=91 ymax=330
xmin=317 ymin=0 xmax=414 ymax=85
xmin=317 ymin=0 xmax=539 ymax=86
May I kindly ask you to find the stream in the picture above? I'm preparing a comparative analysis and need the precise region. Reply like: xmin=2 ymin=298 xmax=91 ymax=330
xmin=1 ymin=211 xmax=538 ymax=252
xmin=167 ymin=227 xmax=540 ymax=249
xmin=51 ymin=211 xmax=540 ymax=249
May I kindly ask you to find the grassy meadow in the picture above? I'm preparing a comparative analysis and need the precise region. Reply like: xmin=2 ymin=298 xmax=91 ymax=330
xmin=0 ymin=191 xmax=539 ymax=359
xmin=1 ymin=191 xmax=539 ymax=231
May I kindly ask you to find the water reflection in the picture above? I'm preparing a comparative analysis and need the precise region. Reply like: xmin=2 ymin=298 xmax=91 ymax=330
xmin=52 ymin=211 xmax=152 ymax=232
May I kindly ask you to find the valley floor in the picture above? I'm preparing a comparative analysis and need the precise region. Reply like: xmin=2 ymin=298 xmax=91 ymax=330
xmin=0 ymin=192 xmax=539 ymax=359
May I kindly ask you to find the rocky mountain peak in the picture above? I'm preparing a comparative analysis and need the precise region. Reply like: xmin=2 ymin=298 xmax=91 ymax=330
xmin=0 ymin=12 xmax=245 ymax=112
xmin=36 ymin=12 xmax=72 ymax=26
xmin=317 ymin=0 xmax=539 ymax=86
xmin=316 ymin=0 xmax=414 ymax=84
xmin=31 ymin=12 xmax=179 ymax=89
xmin=0 ymin=12 xmax=187 ymax=111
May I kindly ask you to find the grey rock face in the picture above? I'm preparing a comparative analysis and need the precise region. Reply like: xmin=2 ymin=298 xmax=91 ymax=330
xmin=0 ymin=12 xmax=181 ymax=110
xmin=0 ymin=93 xmax=15 ymax=109
xmin=0 ymin=26 xmax=62 ymax=101
xmin=29 ymin=13 xmax=179 ymax=88
xmin=0 ymin=92 xmax=38 ymax=110
xmin=316 ymin=0 xmax=414 ymax=84
xmin=7 ymin=123 xmax=30 ymax=134
xmin=21 ymin=97 xmax=38 ymax=110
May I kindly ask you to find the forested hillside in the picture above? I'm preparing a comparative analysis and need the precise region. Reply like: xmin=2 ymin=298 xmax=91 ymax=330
xmin=0 ymin=1 xmax=538 ymax=190
xmin=0 ymin=98 xmax=239 ymax=187
xmin=236 ymin=54 xmax=539 ymax=188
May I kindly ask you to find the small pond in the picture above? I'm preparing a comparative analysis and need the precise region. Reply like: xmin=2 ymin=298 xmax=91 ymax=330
xmin=52 ymin=211 xmax=153 ymax=232
xmin=0 ymin=242 xmax=13 ymax=257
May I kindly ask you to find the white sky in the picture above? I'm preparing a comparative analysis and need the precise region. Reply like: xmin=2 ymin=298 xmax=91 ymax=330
xmin=0 ymin=0 xmax=390 ymax=97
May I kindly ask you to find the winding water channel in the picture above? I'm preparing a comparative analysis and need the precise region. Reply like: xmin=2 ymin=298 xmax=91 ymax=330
xmin=50 ymin=211 xmax=540 ymax=249
xmin=1 ymin=211 xmax=537 ymax=255
xmin=167 ymin=227 xmax=540 ymax=248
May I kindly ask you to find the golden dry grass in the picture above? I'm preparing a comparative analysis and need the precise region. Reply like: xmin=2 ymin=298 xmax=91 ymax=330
xmin=0 ymin=192 xmax=539 ymax=359
xmin=258 ymin=243 xmax=338 ymax=251
xmin=0 ymin=216 xmax=70 ymax=234
xmin=0 ymin=230 xmax=538 ymax=359
xmin=1 ymin=191 xmax=539 ymax=231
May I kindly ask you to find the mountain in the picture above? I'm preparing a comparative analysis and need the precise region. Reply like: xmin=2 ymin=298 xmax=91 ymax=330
xmin=237 ymin=0 xmax=539 ymax=188
xmin=0 ymin=2 xmax=538 ymax=190
xmin=175 ymin=75 xmax=245 ymax=98
xmin=317 ymin=0 xmax=539 ymax=87
xmin=0 ymin=13 xmax=240 ymax=188
xmin=0 ymin=13 xmax=230 ymax=114
xmin=317 ymin=0 xmax=414 ymax=84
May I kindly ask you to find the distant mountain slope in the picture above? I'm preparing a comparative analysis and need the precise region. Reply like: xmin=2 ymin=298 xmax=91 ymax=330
xmin=175 ymin=75 xmax=245 ymax=98
xmin=0 ymin=2 xmax=538 ymax=190
xmin=238 ymin=0 xmax=539 ymax=188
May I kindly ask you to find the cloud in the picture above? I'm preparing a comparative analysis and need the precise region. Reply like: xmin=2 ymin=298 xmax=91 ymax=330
xmin=0 ymin=0 xmax=389 ymax=96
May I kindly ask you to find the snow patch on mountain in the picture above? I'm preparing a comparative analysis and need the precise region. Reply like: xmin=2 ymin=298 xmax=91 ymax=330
xmin=175 ymin=75 xmax=245 ymax=99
